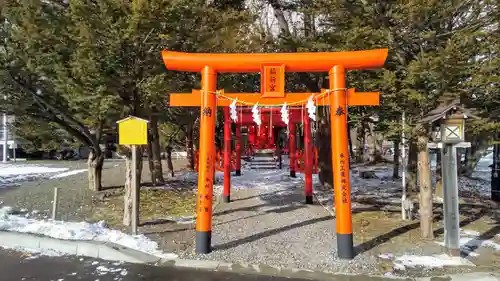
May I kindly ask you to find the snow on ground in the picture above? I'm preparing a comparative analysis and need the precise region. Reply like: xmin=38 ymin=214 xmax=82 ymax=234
xmin=0 ymin=244 xmax=65 ymax=259
xmin=0 ymin=207 xmax=178 ymax=260
xmin=174 ymin=150 xmax=495 ymax=210
xmin=50 ymin=169 xmax=87 ymax=179
xmin=392 ymin=254 xmax=474 ymax=270
xmin=376 ymin=227 xmax=500 ymax=271
xmin=379 ymin=251 xmax=474 ymax=270
xmin=436 ymin=229 xmax=500 ymax=256
xmin=0 ymin=164 xmax=87 ymax=187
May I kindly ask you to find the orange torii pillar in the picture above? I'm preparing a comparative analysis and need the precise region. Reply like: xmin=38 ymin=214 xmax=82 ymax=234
xmin=289 ymin=120 xmax=296 ymax=178
xmin=235 ymin=122 xmax=242 ymax=176
xmin=223 ymin=107 xmax=232 ymax=202
xmin=303 ymin=107 xmax=313 ymax=204
xmin=162 ymin=49 xmax=388 ymax=258
xmin=330 ymin=66 xmax=353 ymax=258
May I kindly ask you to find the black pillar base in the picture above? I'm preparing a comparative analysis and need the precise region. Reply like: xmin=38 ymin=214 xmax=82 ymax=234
xmin=305 ymin=195 xmax=313 ymax=204
xmin=195 ymin=231 xmax=212 ymax=254
xmin=223 ymin=195 xmax=230 ymax=203
xmin=235 ymin=170 xmax=241 ymax=176
xmin=336 ymin=233 xmax=355 ymax=260
xmin=290 ymin=171 xmax=296 ymax=178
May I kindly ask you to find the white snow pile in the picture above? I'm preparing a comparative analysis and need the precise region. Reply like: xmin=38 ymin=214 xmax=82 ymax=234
xmin=94 ymin=265 xmax=128 ymax=277
xmin=178 ymin=168 xmax=315 ymax=193
xmin=379 ymin=251 xmax=474 ymax=270
xmin=0 ymin=207 xmax=178 ymax=260
xmin=436 ymin=229 xmax=500 ymax=256
xmin=392 ymin=254 xmax=474 ymax=270
xmin=50 ymin=169 xmax=87 ymax=179
xmin=0 ymin=164 xmax=86 ymax=186
xmin=1 ymin=245 xmax=64 ymax=259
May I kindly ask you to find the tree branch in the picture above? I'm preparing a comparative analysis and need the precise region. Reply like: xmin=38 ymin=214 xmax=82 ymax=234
xmin=6 ymin=70 xmax=99 ymax=149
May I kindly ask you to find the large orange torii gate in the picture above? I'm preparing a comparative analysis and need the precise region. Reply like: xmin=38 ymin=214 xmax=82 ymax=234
xmin=162 ymin=49 xmax=388 ymax=259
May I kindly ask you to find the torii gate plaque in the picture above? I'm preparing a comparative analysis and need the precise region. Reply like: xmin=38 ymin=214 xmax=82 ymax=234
xmin=162 ymin=49 xmax=388 ymax=259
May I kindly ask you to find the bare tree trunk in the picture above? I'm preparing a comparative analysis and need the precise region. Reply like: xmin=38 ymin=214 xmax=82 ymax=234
xmin=166 ymin=146 xmax=174 ymax=177
xmin=417 ymin=128 xmax=433 ymax=239
xmin=186 ymin=123 xmax=195 ymax=170
xmin=147 ymin=140 xmax=155 ymax=185
xmin=435 ymin=151 xmax=443 ymax=199
xmin=317 ymin=109 xmax=333 ymax=188
xmin=366 ymin=122 xmax=382 ymax=163
xmin=354 ymin=123 xmax=365 ymax=163
xmin=407 ymin=139 xmax=419 ymax=194
xmin=123 ymin=147 xmax=143 ymax=226
xmin=460 ymin=138 xmax=489 ymax=176
xmin=87 ymin=149 xmax=104 ymax=191
xmin=393 ymin=139 xmax=400 ymax=179
xmin=150 ymin=114 xmax=164 ymax=184
xmin=347 ymin=122 xmax=355 ymax=159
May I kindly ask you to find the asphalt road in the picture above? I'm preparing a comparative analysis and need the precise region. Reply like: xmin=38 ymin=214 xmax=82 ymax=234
xmin=0 ymin=249 xmax=313 ymax=281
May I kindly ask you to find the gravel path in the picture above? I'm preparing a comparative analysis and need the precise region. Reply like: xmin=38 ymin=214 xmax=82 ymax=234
xmin=176 ymin=185 xmax=381 ymax=274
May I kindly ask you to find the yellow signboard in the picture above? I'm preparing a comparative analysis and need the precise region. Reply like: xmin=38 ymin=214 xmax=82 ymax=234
xmin=261 ymin=64 xmax=285 ymax=98
xmin=116 ymin=116 xmax=149 ymax=145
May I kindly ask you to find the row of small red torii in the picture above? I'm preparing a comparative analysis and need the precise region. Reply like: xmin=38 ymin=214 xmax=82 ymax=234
xmin=193 ymin=107 xmax=321 ymax=171
xmin=163 ymin=48 xmax=388 ymax=260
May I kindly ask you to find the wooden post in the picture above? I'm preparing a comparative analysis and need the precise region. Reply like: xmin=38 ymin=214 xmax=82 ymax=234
xmin=492 ymin=140 xmax=500 ymax=202
xmin=131 ymin=145 xmax=138 ymax=235
xmin=195 ymin=66 xmax=217 ymax=254
xmin=401 ymin=112 xmax=409 ymax=220
xmin=223 ymin=107 xmax=232 ymax=203
xmin=329 ymin=65 xmax=354 ymax=259
xmin=235 ymin=122 xmax=242 ymax=176
xmin=304 ymin=109 xmax=313 ymax=204
xmin=289 ymin=121 xmax=296 ymax=178
xmin=51 ymin=187 xmax=59 ymax=220
xmin=116 ymin=116 xmax=148 ymax=235
xmin=2 ymin=108 xmax=7 ymax=163
xmin=442 ymin=144 xmax=460 ymax=256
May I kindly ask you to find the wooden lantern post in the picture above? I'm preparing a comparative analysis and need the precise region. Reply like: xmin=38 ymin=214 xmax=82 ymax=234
xmin=424 ymin=102 xmax=479 ymax=256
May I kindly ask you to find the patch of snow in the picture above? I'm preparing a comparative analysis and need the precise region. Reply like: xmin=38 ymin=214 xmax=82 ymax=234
xmin=178 ymin=169 xmax=316 ymax=196
xmin=438 ymin=236 xmax=500 ymax=252
xmin=0 ymin=245 xmax=64 ymax=258
xmin=50 ymin=169 xmax=87 ymax=179
xmin=378 ymin=253 xmax=394 ymax=260
xmin=0 ymin=165 xmax=69 ymax=177
xmin=0 ymin=207 xmax=178 ymax=260
xmin=393 ymin=254 xmax=474 ymax=270
xmin=434 ymin=228 xmax=500 ymax=257
xmin=0 ymin=164 xmax=88 ymax=187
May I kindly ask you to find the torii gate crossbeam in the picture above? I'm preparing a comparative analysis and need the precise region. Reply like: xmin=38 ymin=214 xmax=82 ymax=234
xmin=162 ymin=49 xmax=388 ymax=260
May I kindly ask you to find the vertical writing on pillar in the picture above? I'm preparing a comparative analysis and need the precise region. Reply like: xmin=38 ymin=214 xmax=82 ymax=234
xmin=339 ymin=153 xmax=348 ymax=204
xmin=199 ymin=106 xmax=213 ymax=214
